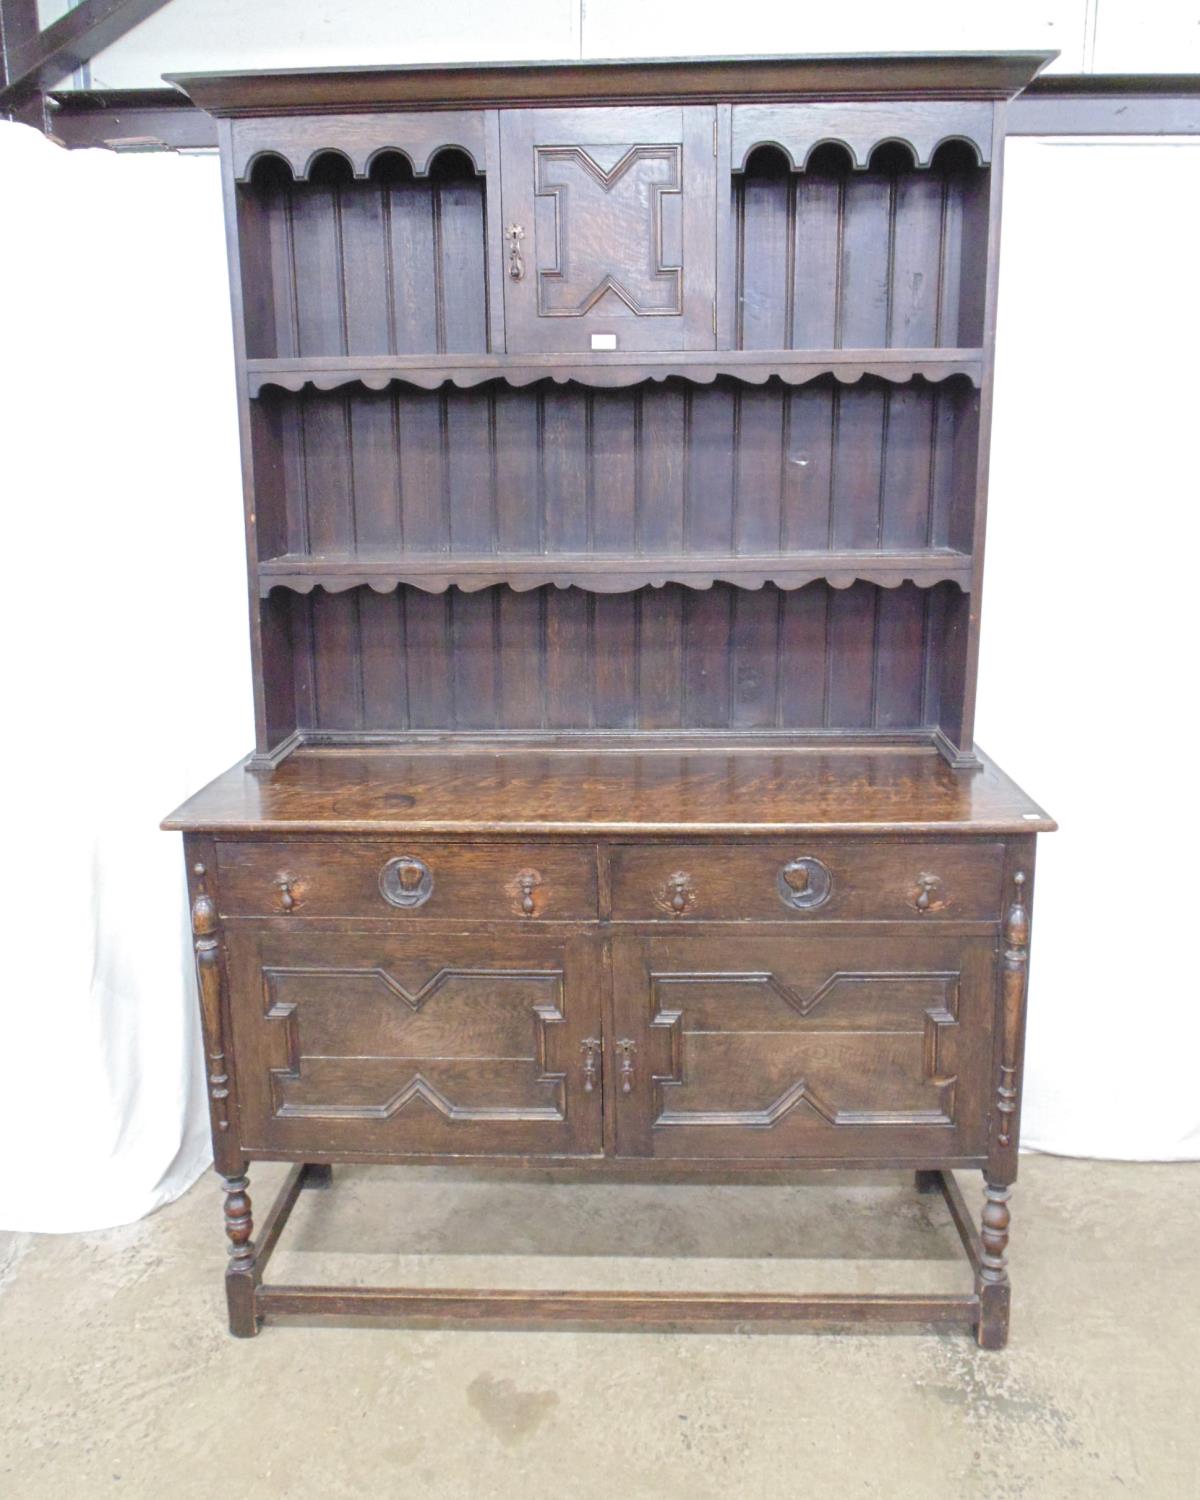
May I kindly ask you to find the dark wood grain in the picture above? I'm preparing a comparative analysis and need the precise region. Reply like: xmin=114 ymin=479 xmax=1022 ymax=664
xmin=253 ymin=1284 xmax=980 ymax=1332
xmin=61 ymin=74 xmax=1200 ymax=155
xmin=499 ymin=106 xmax=717 ymax=354
xmin=164 ymin=744 xmax=1052 ymax=836
xmin=731 ymin=101 xmax=996 ymax=171
xmin=737 ymin=136 xmax=989 ymax=351
xmin=264 ymin=582 xmax=970 ymax=748
xmin=236 ymin=1161 xmax=985 ymax=1334
xmin=611 ymin=928 xmax=993 ymax=1161
xmin=250 ymin=375 xmax=978 ymax=585
xmin=245 ymin=349 xmax=985 ymax=394
xmin=227 ymin=924 xmax=604 ymax=1159
xmin=166 ymin=53 xmax=1055 ymax=117
xmin=608 ymin=837 xmax=1005 ymax=922
xmin=257 ymin=552 xmax=972 ymax=594
xmin=168 ymin=55 xmax=1052 ymax=1345
xmin=228 ymin=110 xmax=488 ymax=182
xmin=215 ymin=836 xmax=598 ymax=919
xmin=238 ymin=150 xmax=490 ymax=361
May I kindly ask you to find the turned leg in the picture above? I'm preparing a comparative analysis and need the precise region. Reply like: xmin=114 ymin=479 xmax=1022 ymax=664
xmin=976 ymin=1177 xmax=1012 ymax=1350
xmin=300 ymin=1162 xmax=333 ymax=1189
xmin=222 ymin=1171 xmax=259 ymax=1338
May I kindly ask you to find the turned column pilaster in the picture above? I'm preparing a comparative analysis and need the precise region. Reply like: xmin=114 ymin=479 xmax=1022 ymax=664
xmin=996 ymin=869 xmax=1030 ymax=1156
xmin=977 ymin=866 xmax=1031 ymax=1349
xmin=190 ymin=852 xmax=259 ymax=1337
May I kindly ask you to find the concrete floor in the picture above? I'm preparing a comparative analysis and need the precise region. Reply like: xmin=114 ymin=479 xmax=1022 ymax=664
xmin=1 ymin=1156 xmax=1196 ymax=1499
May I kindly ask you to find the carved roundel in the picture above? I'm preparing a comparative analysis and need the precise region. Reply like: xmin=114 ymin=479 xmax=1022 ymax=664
xmin=777 ymin=857 xmax=833 ymax=912
xmin=379 ymin=855 xmax=434 ymax=910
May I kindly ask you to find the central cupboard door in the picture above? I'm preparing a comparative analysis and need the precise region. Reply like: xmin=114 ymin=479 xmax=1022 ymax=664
xmin=499 ymin=107 xmax=717 ymax=352
xmin=228 ymin=927 xmax=603 ymax=1158
xmin=610 ymin=932 xmax=996 ymax=1161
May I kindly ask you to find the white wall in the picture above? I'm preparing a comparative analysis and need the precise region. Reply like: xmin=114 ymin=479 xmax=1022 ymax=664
xmin=38 ymin=0 xmax=1200 ymax=89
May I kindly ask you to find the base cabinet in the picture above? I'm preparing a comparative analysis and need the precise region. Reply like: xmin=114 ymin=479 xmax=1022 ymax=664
xmin=184 ymin=826 xmax=1036 ymax=1346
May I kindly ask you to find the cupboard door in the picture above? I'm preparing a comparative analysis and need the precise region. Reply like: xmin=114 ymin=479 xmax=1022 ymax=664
xmin=228 ymin=926 xmax=603 ymax=1158
xmin=499 ymin=106 xmax=716 ymax=352
xmin=611 ymin=930 xmax=995 ymax=1162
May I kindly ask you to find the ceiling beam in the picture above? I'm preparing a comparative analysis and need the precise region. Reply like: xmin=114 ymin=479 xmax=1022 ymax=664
xmin=1008 ymin=73 xmax=1200 ymax=135
xmin=1 ymin=0 xmax=47 ymax=126
xmin=0 ymin=0 xmax=40 ymax=74
xmin=0 ymin=0 xmax=174 ymax=111
xmin=50 ymin=84 xmax=216 ymax=147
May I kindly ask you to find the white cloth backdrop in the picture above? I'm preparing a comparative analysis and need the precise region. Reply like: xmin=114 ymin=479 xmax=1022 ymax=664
xmin=1 ymin=124 xmax=252 ymax=1231
xmin=980 ymin=137 xmax=1200 ymax=1161
xmin=1 ymin=125 xmax=1196 ymax=1232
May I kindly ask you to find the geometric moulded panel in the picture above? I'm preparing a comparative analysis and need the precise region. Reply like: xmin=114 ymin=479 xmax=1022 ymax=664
xmin=649 ymin=969 xmax=960 ymax=1128
xmin=263 ymin=963 xmax=566 ymax=1121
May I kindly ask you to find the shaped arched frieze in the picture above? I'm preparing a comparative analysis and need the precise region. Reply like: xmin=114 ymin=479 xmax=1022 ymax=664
xmin=231 ymin=111 xmax=488 ymax=182
xmin=731 ymin=101 xmax=993 ymax=174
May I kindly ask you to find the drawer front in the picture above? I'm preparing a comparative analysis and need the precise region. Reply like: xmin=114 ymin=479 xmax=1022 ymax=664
xmin=227 ymin=926 xmax=603 ymax=1158
xmin=216 ymin=838 xmax=597 ymax=921
xmin=609 ymin=839 xmax=1004 ymax=923
xmin=611 ymin=929 xmax=995 ymax=1161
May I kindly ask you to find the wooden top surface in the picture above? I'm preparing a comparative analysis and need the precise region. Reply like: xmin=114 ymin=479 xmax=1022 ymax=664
xmin=162 ymin=744 xmax=1054 ymax=837
xmin=166 ymin=52 xmax=1056 ymax=116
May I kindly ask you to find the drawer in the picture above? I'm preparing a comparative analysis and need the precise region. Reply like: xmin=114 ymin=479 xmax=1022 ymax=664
xmin=608 ymin=839 xmax=1005 ymax=923
xmin=215 ymin=838 xmax=598 ymax=920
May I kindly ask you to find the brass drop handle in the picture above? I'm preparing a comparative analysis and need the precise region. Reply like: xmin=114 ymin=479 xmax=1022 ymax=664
xmin=914 ymin=872 xmax=942 ymax=913
xmin=616 ymin=1038 xmax=636 ymax=1094
xmin=514 ymin=868 xmax=542 ymax=917
xmin=660 ymin=871 xmax=695 ymax=917
xmin=275 ymin=874 xmax=297 ymax=913
xmin=506 ymin=223 xmax=525 ymax=280
xmin=581 ymin=1038 xmax=601 ymax=1093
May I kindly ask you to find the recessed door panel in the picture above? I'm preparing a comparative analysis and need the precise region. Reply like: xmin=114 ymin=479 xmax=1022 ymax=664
xmin=500 ymin=107 xmax=717 ymax=352
xmin=229 ymin=926 xmax=602 ymax=1158
xmin=611 ymin=930 xmax=995 ymax=1161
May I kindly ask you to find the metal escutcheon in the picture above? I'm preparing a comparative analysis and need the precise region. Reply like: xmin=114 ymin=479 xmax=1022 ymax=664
xmin=777 ymin=856 xmax=832 ymax=911
xmin=379 ymin=855 xmax=434 ymax=909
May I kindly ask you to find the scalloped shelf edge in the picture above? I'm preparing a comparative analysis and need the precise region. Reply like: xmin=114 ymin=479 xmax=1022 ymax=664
xmin=247 ymin=358 xmax=983 ymax=397
xmin=235 ymin=139 xmax=485 ymax=184
xmin=258 ymin=566 xmax=972 ymax=598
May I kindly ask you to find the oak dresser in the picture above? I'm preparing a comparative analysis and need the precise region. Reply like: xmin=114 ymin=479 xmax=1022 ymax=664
xmin=163 ymin=52 xmax=1056 ymax=1346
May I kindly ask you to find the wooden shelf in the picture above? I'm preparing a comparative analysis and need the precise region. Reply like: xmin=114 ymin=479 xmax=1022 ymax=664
xmin=256 ymin=550 xmax=973 ymax=597
xmin=162 ymin=744 xmax=1052 ymax=837
xmin=246 ymin=349 xmax=984 ymax=396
